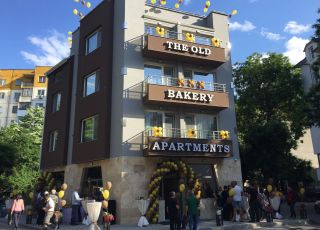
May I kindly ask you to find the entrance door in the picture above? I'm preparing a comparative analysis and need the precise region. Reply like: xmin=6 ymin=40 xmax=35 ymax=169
xmin=161 ymin=171 xmax=179 ymax=220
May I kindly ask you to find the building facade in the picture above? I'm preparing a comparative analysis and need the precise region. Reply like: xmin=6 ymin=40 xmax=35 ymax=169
xmin=295 ymin=40 xmax=320 ymax=181
xmin=0 ymin=67 xmax=50 ymax=127
xmin=41 ymin=0 xmax=242 ymax=224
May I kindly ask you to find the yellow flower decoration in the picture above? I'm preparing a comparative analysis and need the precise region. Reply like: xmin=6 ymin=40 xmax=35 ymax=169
xmin=187 ymin=79 xmax=195 ymax=88
xmin=177 ymin=79 xmax=184 ymax=87
xmin=185 ymin=33 xmax=195 ymax=43
xmin=212 ymin=37 xmax=220 ymax=47
xmin=187 ymin=129 xmax=196 ymax=138
xmin=152 ymin=126 xmax=163 ymax=137
xmin=219 ymin=130 xmax=230 ymax=140
xmin=150 ymin=0 xmax=156 ymax=4
xmin=160 ymin=0 xmax=166 ymax=5
xmin=196 ymin=81 xmax=205 ymax=89
xmin=156 ymin=26 xmax=165 ymax=37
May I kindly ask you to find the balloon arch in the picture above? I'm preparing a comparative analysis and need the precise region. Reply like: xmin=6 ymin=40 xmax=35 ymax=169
xmin=145 ymin=160 xmax=201 ymax=224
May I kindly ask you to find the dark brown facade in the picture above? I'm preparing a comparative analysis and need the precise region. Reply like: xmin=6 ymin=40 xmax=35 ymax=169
xmin=144 ymin=35 xmax=226 ymax=67
xmin=41 ymin=57 xmax=74 ymax=169
xmin=72 ymin=0 xmax=114 ymax=164
xmin=144 ymin=84 xmax=229 ymax=110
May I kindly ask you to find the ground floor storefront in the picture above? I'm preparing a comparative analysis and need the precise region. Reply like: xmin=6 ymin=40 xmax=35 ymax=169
xmin=47 ymin=156 xmax=242 ymax=224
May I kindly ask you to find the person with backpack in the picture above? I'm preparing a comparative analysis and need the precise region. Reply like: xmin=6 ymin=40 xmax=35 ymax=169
xmin=11 ymin=194 xmax=24 ymax=230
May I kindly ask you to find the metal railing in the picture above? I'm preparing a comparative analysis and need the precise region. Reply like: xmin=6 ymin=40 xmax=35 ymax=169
xmin=144 ymin=127 xmax=227 ymax=140
xmin=21 ymin=82 xmax=34 ymax=88
xmin=144 ymin=75 xmax=227 ymax=93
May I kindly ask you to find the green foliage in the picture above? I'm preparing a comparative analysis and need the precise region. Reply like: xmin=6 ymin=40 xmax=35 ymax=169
xmin=234 ymin=53 xmax=312 ymax=184
xmin=0 ymin=107 xmax=44 ymax=194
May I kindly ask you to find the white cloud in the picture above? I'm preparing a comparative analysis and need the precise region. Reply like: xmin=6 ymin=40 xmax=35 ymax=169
xmin=284 ymin=21 xmax=311 ymax=35
xmin=229 ymin=21 xmax=256 ymax=32
xmin=283 ymin=36 xmax=309 ymax=64
xmin=260 ymin=28 xmax=285 ymax=41
xmin=21 ymin=30 xmax=69 ymax=66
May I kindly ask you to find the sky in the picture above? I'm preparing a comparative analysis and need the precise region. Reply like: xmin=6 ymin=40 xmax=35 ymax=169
xmin=0 ymin=0 xmax=318 ymax=69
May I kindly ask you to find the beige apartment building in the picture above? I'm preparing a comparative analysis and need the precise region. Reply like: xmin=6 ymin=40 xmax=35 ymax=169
xmin=0 ymin=67 xmax=50 ymax=127
xmin=41 ymin=0 xmax=242 ymax=224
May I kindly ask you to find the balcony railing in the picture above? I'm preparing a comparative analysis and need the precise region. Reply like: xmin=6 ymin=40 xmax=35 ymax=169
xmin=144 ymin=127 xmax=229 ymax=140
xmin=144 ymin=75 xmax=226 ymax=93
xmin=21 ymin=82 xmax=34 ymax=88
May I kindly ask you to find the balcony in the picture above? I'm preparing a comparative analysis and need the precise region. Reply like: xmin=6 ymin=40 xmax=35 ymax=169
xmin=19 ymin=95 xmax=32 ymax=103
xmin=143 ymin=76 xmax=229 ymax=110
xmin=143 ymin=34 xmax=226 ymax=67
xmin=17 ymin=109 xmax=27 ymax=117
xmin=21 ymin=82 xmax=34 ymax=88
xmin=143 ymin=127 xmax=233 ymax=157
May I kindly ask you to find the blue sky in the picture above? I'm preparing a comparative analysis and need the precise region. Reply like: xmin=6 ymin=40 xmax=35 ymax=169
xmin=0 ymin=0 xmax=318 ymax=69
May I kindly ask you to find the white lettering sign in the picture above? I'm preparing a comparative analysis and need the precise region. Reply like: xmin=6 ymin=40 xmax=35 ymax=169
xmin=165 ymin=41 xmax=212 ymax=56
xmin=167 ymin=89 xmax=214 ymax=103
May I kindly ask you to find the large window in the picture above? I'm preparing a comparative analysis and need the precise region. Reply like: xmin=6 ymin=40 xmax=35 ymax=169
xmin=191 ymin=164 xmax=217 ymax=198
xmin=12 ymin=106 xmax=18 ymax=113
xmin=184 ymin=70 xmax=216 ymax=90
xmin=81 ymin=115 xmax=98 ymax=143
xmin=52 ymin=92 xmax=61 ymax=112
xmin=38 ymin=89 xmax=45 ymax=97
xmin=0 ymin=92 xmax=4 ymax=99
xmin=144 ymin=65 xmax=175 ymax=86
xmin=86 ymin=29 xmax=101 ymax=55
xmin=22 ymin=89 xmax=32 ymax=97
xmin=14 ymin=92 xmax=20 ymax=102
xmin=144 ymin=24 xmax=177 ymax=39
xmin=15 ymin=79 xmax=22 ymax=86
xmin=84 ymin=71 xmax=99 ymax=97
xmin=39 ymin=76 xmax=46 ymax=83
xmin=49 ymin=130 xmax=58 ymax=152
xmin=0 ymin=79 xmax=6 ymax=86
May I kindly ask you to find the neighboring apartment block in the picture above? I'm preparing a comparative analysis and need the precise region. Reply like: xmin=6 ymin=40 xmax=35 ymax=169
xmin=295 ymin=40 xmax=320 ymax=181
xmin=41 ymin=0 xmax=242 ymax=224
xmin=0 ymin=66 xmax=50 ymax=127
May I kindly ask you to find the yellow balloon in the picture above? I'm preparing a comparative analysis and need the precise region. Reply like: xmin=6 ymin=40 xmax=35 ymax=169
xmin=74 ymin=0 xmax=79 ymax=2
xmin=228 ymin=188 xmax=235 ymax=197
xmin=267 ymin=185 xmax=273 ymax=193
xmin=231 ymin=10 xmax=238 ymax=16
xmin=102 ymin=200 xmax=109 ymax=209
xmin=73 ymin=9 xmax=78 ymax=15
xmin=68 ymin=31 xmax=72 ymax=36
xmin=179 ymin=184 xmax=185 ymax=192
xmin=151 ymin=0 xmax=156 ymax=4
xmin=58 ymin=190 xmax=65 ymax=199
xmin=206 ymin=1 xmax=211 ymax=7
xmin=203 ymin=8 xmax=208 ymax=13
xmin=102 ymin=190 xmax=110 ymax=200
xmin=86 ymin=2 xmax=91 ymax=8
xmin=175 ymin=3 xmax=180 ymax=9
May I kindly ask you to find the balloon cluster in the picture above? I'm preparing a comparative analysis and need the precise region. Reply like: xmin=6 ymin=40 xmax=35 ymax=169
xmin=194 ymin=179 xmax=201 ymax=199
xmin=219 ymin=130 xmax=230 ymax=140
xmin=146 ymin=160 xmax=197 ymax=224
xmin=156 ymin=26 xmax=165 ymax=37
xmin=187 ymin=128 xmax=196 ymax=138
xmin=177 ymin=78 xmax=184 ymax=87
xmin=203 ymin=1 xmax=211 ymax=13
xmin=185 ymin=33 xmax=195 ymax=43
xmin=196 ymin=81 xmax=205 ymax=89
xmin=58 ymin=183 xmax=68 ymax=207
xmin=73 ymin=0 xmax=91 ymax=19
xmin=68 ymin=31 xmax=73 ymax=46
xmin=211 ymin=37 xmax=220 ymax=47
xmin=187 ymin=79 xmax=195 ymax=88
xmin=152 ymin=127 xmax=163 ymax=137
xmin=175 ymin=0 xmax=183 ymax=9
xmin=101 ymin=181 xmax=112 ymax=209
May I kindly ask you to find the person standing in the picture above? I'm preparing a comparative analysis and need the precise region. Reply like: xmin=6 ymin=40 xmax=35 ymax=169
xmin=287 ymin=186 xmax=296 ymax=219
xmin=186 ymin=190 xmax=199 ymax=230
xmin=43 ymin=191 xmax=55 ymax=230
xmin=36 ymin=192 xmax=46 ymax=226
xmin=166 ymin=191 xmax=179 ymax=230
xmin=11 ymin=195 xmax=24 ymax=230
xmin=71 ymin=187 xmax=83 ymax=225
xmin=231 ymin=181 xmax=242 ymax=222
xmin=5 ymin=194 xmax=13 ymax=225
xmin=248 ymin=181 xmax=260 ymax=222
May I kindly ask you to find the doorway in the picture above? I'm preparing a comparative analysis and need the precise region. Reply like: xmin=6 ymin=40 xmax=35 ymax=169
xmin=160 ymin=171 xmax=179 ymax=219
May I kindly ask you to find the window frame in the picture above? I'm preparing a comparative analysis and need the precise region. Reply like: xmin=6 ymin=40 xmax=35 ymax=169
xmin=0 ymin=79 xmax=6 ymax=86
xmin=83 ymin=70 xmax=100 ymax=97
xmin=85 ymin=28 xmax=102 ymax=55
xmin=12 ymin=105 xmax=18 ymax=114
xmin=81 ymin=115 xmax=99 ymax=143
xmin=52 ymin=92 xmax=61 ymax=113
xmin=49 ymin=130 xmax=59 ymax=152
xmin=38 ymin=89 xmax=45 ymax=97
xmin=0 ymin=92 xmax=4 ymax=99
xmin=15 ymin=79 xmax=22 ymax=86
xmin=39 ymin=76 xmax=46 ymax=83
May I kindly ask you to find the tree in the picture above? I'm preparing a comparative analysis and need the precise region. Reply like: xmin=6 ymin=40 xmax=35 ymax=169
xmin=0 ymin=107 xmax=44 ymax=194
xmin=234 ymin=53 xmax=312 ymax=184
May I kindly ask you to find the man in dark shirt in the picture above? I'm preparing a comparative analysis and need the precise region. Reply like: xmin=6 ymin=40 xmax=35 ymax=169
xmin=248 ymin=181 xmax=260 ymax=222
xmin=166 ymin=191 xmax=179 ymax=230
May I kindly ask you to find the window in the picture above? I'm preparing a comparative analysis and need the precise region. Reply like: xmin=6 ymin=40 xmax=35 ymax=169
xmin=184 ymin=71 xmax=216 ymax=90
xmin=144 ymin=24 xmax=177 ymax=39
xmin=81 ymin=115 xmax=98 ymax=142
xmin=0 ymin=92 xmax=4 ymax=99
xmin=14 ymin=92 xmax=20 ymax=102
xmin=39 ymin=76 xmax=46 ymax=83
xmin=86 ymin=29 xmax=101 ymax=55
xmin=195 ymin=35 xmax=211 ymax=46
xmin=0 ymin=79 xmax=6 ymax=86
xmin=12 ymin=106 xmax=18 ymax=113
xmin=52 ymin=92 xmax=61 ymax=112
xmin=15 ymin=79 xmax=22 ymax=86
xmin=144 ymin=65 xmax=175 ymax=85
xmin=38 ymin=89 xmax=45 ymax=97
xmin=49 ymin=130 xmax=58 ymax=152
xmin=19 ymin=102 xmax=31 ymax=110
xmin=22 ymin=88 xmax=32 ymax=97
xmin=84 ymin=71 xmax=99 ymax=97
xmin=36 ymin=103 xmax=44 ymax=108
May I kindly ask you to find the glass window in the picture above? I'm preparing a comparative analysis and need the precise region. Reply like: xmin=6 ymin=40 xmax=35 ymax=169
xmin=52 ymin=92 xmax=61 ymax=112
xmin=196 ymin=114 xmax=218 ymax=139
xmin=193 ymin=72 xmax=216 ymax=90
xmin=39 ymin=76 xmax=46 ymax=83
xmin=38 ymin=89 xmax=45 ymax=97
xmin=22 ymin=89 xmax=32 ymax=97
xmin=0 ymin=79 xmax=6 ymax=86
xmin=195 ymin=35 xmax=211 ymax=46
xmin=144 ymin=65 xmax=175 ymax=85
xmin=84 ymin=71 xmax=99 ymax=97
xmin=49 ymin=130 xmax=58 ymax=152
xmin=191 ymin=164 xmax=217 ymax=198
xmin=14 ymin=92 xmax=20 ymax=102
xmin=0 ymin=92 xmax=4 ymax=99
xmin=15 ymin=79 xmax=22 ymax=86
xmin=19 ymin=102 xmax=31 ymax=110
xmin=36 ymin=103 xmax=44 ymax=108
xmin=86 ymin=29 xmax=101 ymax=55
xmin=12 ymin=106 xmax=18 ymax=113
xmin=145 ymin=112 xmax=163 ymax=135
xmin=81 ymin=115 xmax=98 ymax=143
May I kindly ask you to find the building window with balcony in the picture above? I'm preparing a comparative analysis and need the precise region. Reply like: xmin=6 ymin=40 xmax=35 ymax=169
xmin=86 ymin=29 xmax=101 ymax=55
xmin=0 ymin=92 xmax=4 ymax=99
xmin=84 ymin=71 xmax=100 ymax=97
xmin=52 ymin=92 xmax=61 ymax=112
xmin=38 ymin=89 xmax=45 ymax=98
xmin=39 ymin=76 xmax=46 ymax=83
xmin=144 ymin=24 xmax=177 ymax=39
xmin=12 ymin=106 xmax=18 ymax=114
xmin=49 ymin=130 xmax=58 ymax=152
xmin=0 ymin=79 xmax=6 ymax=86
xmin=19 ymin=102 xmax=31 ymax=110
xmin=81 ymin=115 xmax=98 ymax=143
xmin=15 ymin=79 xmax=22 ymax=86
xmin=145 ymin=65 xmax=176 ymax=86
xmin=22 ymin=88 xmax=32 ymax=97
xmin=183 ymin=70 xmax=218 ymax=91
xmin=14 ymin=92 xmax=20 ymax=102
